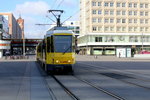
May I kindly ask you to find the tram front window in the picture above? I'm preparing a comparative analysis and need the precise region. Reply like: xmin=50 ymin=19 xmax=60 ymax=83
xmin=54 ymin=35 xmax=72 ymax=53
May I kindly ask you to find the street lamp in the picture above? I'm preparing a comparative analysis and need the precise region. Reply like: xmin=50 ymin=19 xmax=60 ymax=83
xmin=141 ymin=32 xmax=144 ymax=51
xmin=23 ymin=37 xmax=25 ymax=56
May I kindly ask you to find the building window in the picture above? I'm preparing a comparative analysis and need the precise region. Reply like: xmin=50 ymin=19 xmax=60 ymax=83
xmin=122 ymin=11 xmax=126 ymax=15
xmin=140 ymin=19 xmax=144 ymax=24
xmin=0 ymin=24 xmax=2 ymax=29
xmin=140 ymin=12 xmax=144 ymax=16
xmin=92 ymin=18 xmax=96 ymax=23
xmin=117 ymin=27 xmax=121 ymax=31
xmin=92 ymin=10 xmax=97 ymax=14
xmin=110 ymin=10 xmax=114 ymax=15
xmin=92 ymin=2 xmax=96 ymax=6
xmin=140 ymin=4 xmax=144 ymax=8
xmin=122 ymin=3 xmax=126 ymax=7
xmin=145 ymin=27 xmax=148 ymax=32
xmin=122 ymin=19 xmax=126 ymax=23
xmin=110 ymin=19 xmax=114 ymax=23
xmin=98 ymin=27 xmax=102 ymax=31
xmin=117 ymin=11 xmax=121 ymax=15
xmin=117 ymin=19 xmax=121 ymax=23
xmin=140 ymin=27 xmax=144 ymax=32
xmin=129 ymin=36 xmax=138 ymax=42
xmin=104 ymin=10 xmax=109 ymax=15
xmin=104 ymin=2 xmax=109 ymax=7
xmin=98 ymin=2 xmax=101 ymax=6
xmin=145 ymin=19 xmax=148 ymax=24
xmin=134 ymin=3 xmax=137 ymax=8
xmin=110 ymin=3 xmax=114 ymax=7
xmin=105 ymin=19 xmax=109 ymax=23
xmin=134 ymin=11 xmax=137 ymax=16
xmin=117 ymin=3 xmax=120 ymax=7
xmin=122 ymin=27 xmax=126 ymax=31
xmin=129 ymin=3 xmax=132 ymax=7
xmin=134 ymin=27 xmax=137 ymax=31
xmin=105 ymin=27 xmax=109 ymax=31
xmin=98 ymin=18 xmax=101 ymax=23
xmin=129 ymin=27 xmax=132 ymax=31
xmin=129 ymin=19 xmax=132 ymax=23
xmin=134 ymin=19 xmax=137 ymax=23
xmin=95 ymin=37 xmax=102 ymax=42
xmin=110 ymin=27 xmax=114 ymax=31
xmin=129 ymin=11 xmax=132 ymax=15
xmin=145 ymin=12 xmax=148 ymax=16
xmin=98 ymin=10 xmax=102 ymax=15
xmin=145 ymin=4 xmax=148 ymax=8
xmin=93 ymin=27 xmax=97 ymax=31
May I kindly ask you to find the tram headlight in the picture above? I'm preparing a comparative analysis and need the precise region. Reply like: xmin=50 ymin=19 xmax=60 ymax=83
xmin=56 ymin=60 xmax=59 ymax=63
xmin=68 ymin=60 xmax=71 ymax=63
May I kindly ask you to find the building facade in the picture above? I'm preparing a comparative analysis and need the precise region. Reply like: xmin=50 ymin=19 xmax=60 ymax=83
xmin=79 ymin=0 xmax=150 ymax=55
xmin=0 ymin=13 xmax=24 ymax=58
xmin=0 ymin=15 xmax=11 ymax=58
xmin=0 ymin=13 xmax=22 ymax=39
xmin=64 ymin=21 xmax=80 ymax=36
xmin=0 ymin=15 xmax=10 ymax=39
xmin=17 ymin=16 xmax=24 ymax=39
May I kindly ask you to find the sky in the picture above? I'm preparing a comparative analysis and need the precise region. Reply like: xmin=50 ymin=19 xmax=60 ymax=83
xmin=0 ymin=0 xmax=80 ymax=38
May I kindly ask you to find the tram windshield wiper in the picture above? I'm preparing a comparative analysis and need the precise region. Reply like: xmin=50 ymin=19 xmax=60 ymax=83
xmin=62 ymin=45 xmax=72 ymax=55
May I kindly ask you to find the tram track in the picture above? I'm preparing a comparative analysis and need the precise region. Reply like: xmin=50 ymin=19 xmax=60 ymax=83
xmin=73 ymin=75 xmax=125 ymax=100
xmin=54 ymin=74 xmax=125 ymax=100
xmin=37 ymin=62 xmax=125 ymax=100
xmin=37 ymin=62 xmax=79 ymax=100
xmin=51 ymin=75 xmax=80 ymax=100
xmin=77 ymin=62 xmax=150 ymax=90
xmin=36 ymin=61 xmax=150 ymax=100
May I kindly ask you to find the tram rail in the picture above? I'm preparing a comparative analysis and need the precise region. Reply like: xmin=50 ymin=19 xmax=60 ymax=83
xmin=77 ymin=62 xmax=150 ymax=90
xmin=37 ymin=62 xmax=79 ymax=100
xmin=74 ymin=75 xmax=125 ymax=100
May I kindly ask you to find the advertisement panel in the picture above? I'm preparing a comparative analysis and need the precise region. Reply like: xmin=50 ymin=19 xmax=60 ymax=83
xmin=0 ymin=40 xmax=10 ymax=49
xmin=116 ymin=48 xmax=132 ymax=58
xmin=116 ymin=48 xmax=126 ymax=57
xmin=126 ymin=48 xmax=131 ymax=57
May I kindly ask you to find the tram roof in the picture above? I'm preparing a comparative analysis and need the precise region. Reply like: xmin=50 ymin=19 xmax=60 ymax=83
xmin=46 ymin=26 xmax=74 ymax=36
xmin=48 ymin=26 xmax=68 ymax=30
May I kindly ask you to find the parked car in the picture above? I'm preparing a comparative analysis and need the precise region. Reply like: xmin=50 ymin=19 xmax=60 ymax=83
xmin=139 ymin=50 xmax=150 ymax=54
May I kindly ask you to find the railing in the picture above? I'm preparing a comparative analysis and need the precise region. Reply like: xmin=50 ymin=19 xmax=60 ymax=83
xmin=5 ymin=55 xmax=29 ymax=60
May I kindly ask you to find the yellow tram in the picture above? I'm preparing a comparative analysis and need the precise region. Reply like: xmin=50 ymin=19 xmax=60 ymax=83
xmin=36 ymin=26 xmax=75 ymax=73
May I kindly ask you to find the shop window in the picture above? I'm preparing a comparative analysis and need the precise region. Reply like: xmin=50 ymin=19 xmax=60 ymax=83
xmin=0 ymin=24 xmax=3 ymax=29
xmin=95 ymin=37 xmax=102 ymax=42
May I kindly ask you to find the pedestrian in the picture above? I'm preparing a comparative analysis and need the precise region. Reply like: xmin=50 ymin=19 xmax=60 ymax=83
xmin=119 ymin=52 xmax=121 ymax=58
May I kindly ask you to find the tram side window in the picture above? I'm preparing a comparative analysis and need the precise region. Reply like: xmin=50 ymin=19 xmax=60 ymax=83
xmin=51 ymin=36 xmax=54 ymax=52
xmin=42 ymin=41 xmax=45 ymax=50
xmin=38 ymin=43 xmax=42 ymax=53
xmin=47 ymin=36 xmax=54 ymax=52
xmin=47 ymin=37 xmax=51 ymax=52
xmin=72 ymin=36 xmax=75 ymax=52
xmin=37 ymin=46 xmax=40 ymax=52
xmin=40 ymin=43 xmax=42 ymax=53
